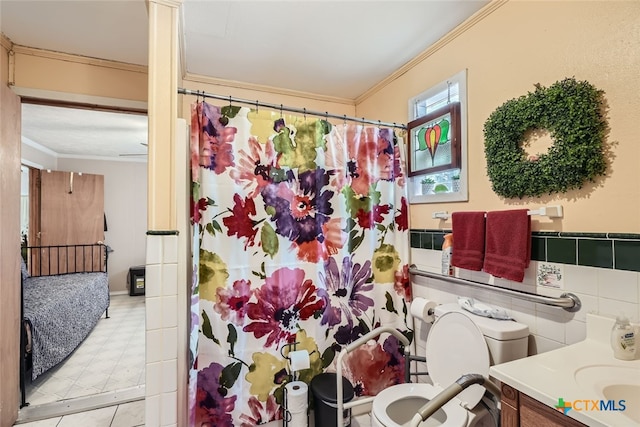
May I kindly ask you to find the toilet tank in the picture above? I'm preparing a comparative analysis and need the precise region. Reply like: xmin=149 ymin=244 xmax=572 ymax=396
xmin=434 ymin=303 xmax=529 ymax=365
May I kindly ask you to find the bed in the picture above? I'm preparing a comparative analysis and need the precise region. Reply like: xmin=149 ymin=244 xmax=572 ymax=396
xmin=20 ymin=244 xmax=110 ymax=407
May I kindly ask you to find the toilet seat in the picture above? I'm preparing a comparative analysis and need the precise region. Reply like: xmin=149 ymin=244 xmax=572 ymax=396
xmin=372 ymin=383 xmax=469 ymax=427
xmin=371 ymin=312 xmax=490 ymax=426
xmin=426 ymin=312 xmax=490 ymax=410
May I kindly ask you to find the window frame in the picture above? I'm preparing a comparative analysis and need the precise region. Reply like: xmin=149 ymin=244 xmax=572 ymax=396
xmin=406 ymin=69 xmax=468 ymax=204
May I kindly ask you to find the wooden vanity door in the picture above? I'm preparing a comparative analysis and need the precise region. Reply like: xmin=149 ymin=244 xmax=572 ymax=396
xmin=31 ymin=170 xmax=104 ymax=274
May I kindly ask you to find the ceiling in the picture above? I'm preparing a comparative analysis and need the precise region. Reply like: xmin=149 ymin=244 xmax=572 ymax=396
xmin=1 ymin=0 xmax=490 ymax=159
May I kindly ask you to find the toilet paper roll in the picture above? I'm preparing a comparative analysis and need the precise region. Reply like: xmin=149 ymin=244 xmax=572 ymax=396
xmin=289 ymin=350 xmax=310 ymax=372
xmin=287 ymin=411 xmax=308 ymax=427
xmin=285 ymin=381 xmax=308 ymax=426
xmin=410 ymin=297 xmax=437 ymax=322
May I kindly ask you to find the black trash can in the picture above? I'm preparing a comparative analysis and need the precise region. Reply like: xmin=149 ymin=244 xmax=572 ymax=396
xmin=128 ymin=265 xmax=145 ymax=296
xmin=310 ymin=373 xmax=355 ymax=427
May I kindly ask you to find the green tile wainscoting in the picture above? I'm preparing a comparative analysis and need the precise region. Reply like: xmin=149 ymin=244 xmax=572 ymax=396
xmin=410 ymin=229 xmax=640 ymax=273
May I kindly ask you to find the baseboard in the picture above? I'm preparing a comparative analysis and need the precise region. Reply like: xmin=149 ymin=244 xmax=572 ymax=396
xmin=16 ymin=385 xmax=145 ymax=424
xmin=109 ymin=291 xmax=128 ymax=296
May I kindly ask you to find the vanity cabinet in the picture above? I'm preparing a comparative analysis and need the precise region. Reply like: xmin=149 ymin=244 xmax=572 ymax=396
xmin=500 ymin=383 xmax=587 ymax=427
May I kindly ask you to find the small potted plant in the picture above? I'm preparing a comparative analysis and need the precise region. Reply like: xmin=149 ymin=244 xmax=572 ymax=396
xmin=421 ymin=177 xmax=436 ymax=194
xmin=451 ymin=173 xmax=460 ymax=192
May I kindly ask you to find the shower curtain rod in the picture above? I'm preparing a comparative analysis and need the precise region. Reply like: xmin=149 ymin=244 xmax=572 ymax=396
xmin=178 ymin=88 xmax=407 ymax=130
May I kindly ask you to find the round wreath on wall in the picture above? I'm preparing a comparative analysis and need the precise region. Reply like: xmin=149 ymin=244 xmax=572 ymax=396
xmin=483 ymin=77 xmax=607 ymax=199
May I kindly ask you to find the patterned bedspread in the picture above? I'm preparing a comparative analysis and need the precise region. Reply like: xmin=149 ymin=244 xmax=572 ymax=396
xmin=22 ymin=272 xmax=109 ymax=381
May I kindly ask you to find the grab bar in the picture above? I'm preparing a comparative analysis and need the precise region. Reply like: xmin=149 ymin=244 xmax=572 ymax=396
xmin=336 ymin=327 xmax=411 ymax=427
xmin=409 ymin=265 xmax=581 ymax=312
xmin=410 ymin=374 xmax=501 ymax=427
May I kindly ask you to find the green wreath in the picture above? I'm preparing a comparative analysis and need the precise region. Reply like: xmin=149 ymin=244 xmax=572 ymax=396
xmin=484 ymin=77 xmax=607 ymax=198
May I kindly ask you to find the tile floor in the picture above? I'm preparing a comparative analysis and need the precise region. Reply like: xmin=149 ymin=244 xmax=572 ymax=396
xmin=16 ymin=295 xmax=145 ymax=426
xmin=16 ymin=400 xmax=145 ymax=427
xmin=24 ymin=295 xmax=145 ymax=406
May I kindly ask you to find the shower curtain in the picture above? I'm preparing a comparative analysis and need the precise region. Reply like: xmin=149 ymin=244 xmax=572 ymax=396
xmin=189 ymin=101 xmax=412 ymax=426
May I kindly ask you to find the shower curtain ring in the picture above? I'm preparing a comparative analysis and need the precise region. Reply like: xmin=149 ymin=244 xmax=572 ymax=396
xmin=280 ymin=104 xmax=283 ymax=117
xmin=229 ymin=95 xmax=232 ymax=107
xmin=303 ymin=108 xmax=307 ymax=120
xmin=255 ymin=100 xmax=259 ymax=112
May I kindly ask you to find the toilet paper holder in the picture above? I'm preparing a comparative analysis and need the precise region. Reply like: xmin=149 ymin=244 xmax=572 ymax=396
xmin=281 ymin=341 xmax=300 ymax=359
xmin=281 ymin=342 xmax=314 ymax=380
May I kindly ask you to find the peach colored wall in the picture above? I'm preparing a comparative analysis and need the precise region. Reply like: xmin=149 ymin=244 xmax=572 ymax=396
xmin=356 ymin=1 xmax=640 ymax=233
xmin=12 ymin=46 xmax=147 ymax=103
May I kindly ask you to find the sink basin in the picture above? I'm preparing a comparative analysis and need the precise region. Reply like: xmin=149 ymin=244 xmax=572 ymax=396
xmin=574 ymin=365 xmax=640 ymax=423
xmin=601 ymin=384 xmax=640 ymax=423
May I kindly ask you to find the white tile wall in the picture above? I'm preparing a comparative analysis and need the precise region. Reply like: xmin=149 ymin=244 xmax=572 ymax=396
xmin=161 ymin=391 xmax=177 ymax=425
xmin=410 ymin=248 xmax=640 ymax=359
xmin=145 ymin=234 xmax=180 ymax=427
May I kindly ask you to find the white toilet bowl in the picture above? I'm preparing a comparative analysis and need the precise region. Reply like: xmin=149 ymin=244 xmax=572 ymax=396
xmin=371 ymin=305 xmax=529 ymax=427
xmin=371 ymin=383 xmax=470 ymax=427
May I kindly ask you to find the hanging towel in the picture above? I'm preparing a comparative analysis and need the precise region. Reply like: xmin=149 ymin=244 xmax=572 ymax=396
xmin=451 ymin=211 xmax=486 ymax=271
xmin=483 ymin=209 xmax=531 ymax=282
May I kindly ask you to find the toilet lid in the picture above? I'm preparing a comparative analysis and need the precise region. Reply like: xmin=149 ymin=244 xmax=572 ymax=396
xmin=425 ymin=312 xmax=490 ymax=410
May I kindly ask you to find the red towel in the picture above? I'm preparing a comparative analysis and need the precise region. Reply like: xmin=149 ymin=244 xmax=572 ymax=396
xmin=451 ymin=211 xmax=486 ymax=271
xmin=483 ymin=209 xmax=531 ymax=282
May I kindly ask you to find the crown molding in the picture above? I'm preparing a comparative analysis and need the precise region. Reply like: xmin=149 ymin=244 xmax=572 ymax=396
xmin=22 ymin=136 xmax=58 ymax=158
xmin=355 ymin=0 xmax=508 ymax=104
xmin=1 ymin=33 xmax=13 ymax=50
xmin=59 ymin=153 xmax=148 ymax=163
xmin=11 ymin=44 xmax=147 ymax=74
xmin=183 ymin=72 xmax=355 ymax=107
xmin=22 ymin=136 xmax=148 ymax=164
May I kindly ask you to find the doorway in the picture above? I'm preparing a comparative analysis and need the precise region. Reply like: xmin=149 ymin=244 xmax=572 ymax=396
xmin=18 ymin=101 xmax=148 ymax=420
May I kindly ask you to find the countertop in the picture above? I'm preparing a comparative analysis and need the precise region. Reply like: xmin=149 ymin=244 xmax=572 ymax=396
xmin=490 ymin=313 xmax=640 ymax=427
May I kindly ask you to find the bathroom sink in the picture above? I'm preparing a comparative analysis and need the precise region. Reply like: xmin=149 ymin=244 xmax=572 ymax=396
xmin=574 ymin=365 xmax=640 ymax=423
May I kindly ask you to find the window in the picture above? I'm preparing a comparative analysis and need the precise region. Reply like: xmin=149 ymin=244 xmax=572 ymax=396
xmin=407 ymin=69 xmax=468 ymax=204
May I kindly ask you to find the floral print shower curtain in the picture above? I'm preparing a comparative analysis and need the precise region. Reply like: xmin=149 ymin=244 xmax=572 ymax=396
xmin=189 ymin=101 xmax=412 ymax=426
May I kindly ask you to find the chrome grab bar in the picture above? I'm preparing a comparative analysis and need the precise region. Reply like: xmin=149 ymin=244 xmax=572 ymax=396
xmin=409 ymin=265 xmax=581 ymax=312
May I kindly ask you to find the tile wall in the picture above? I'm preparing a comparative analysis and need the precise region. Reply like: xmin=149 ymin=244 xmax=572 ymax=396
xmin=144 ymin=234 xmax=179 ymax=427
xmin=409 ymin=229 xmax=640 ymax=383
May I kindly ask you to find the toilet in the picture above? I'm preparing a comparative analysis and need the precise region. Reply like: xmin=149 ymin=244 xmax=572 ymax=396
xmin=371 ymin=303 xmax=529 ymax=427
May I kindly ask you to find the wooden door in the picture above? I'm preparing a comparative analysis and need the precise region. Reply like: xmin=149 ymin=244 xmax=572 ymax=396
xmin=0 ymin=83 xmax=21 ymax=426
xmin=34 ymin=170 xmax=104 ymax=274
